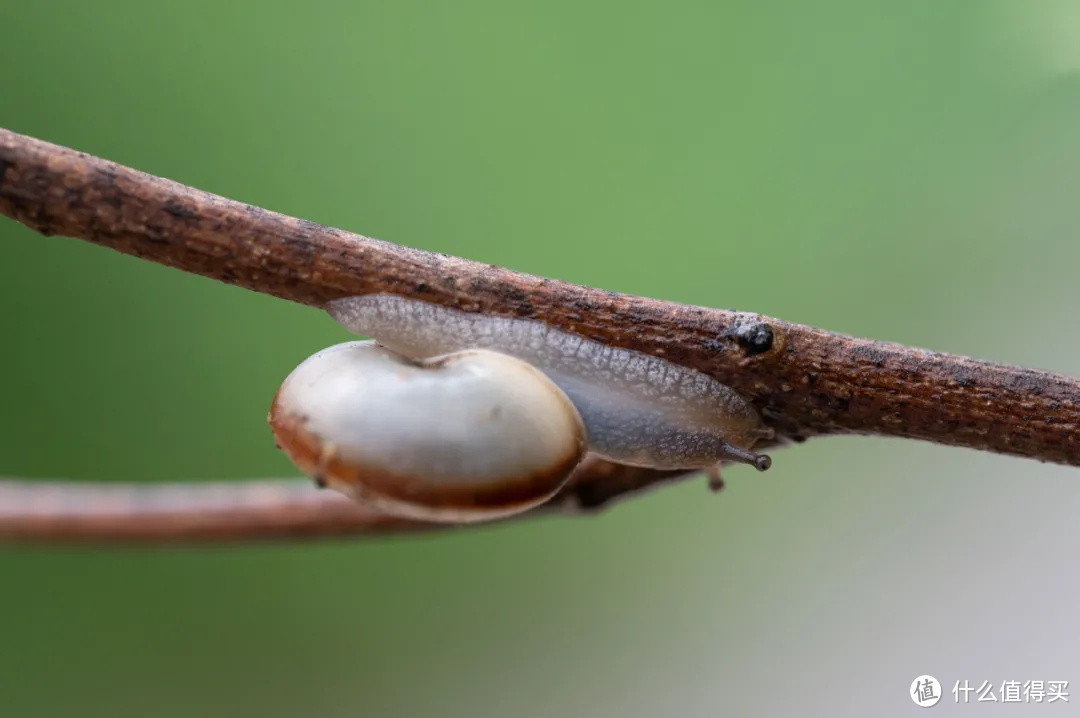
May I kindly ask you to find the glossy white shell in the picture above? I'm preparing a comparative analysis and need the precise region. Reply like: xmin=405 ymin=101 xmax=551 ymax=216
xmin=326 ymin=294 xmax=770 ymax=470
xmin=269 ymin=341 xmax=587 ymax=521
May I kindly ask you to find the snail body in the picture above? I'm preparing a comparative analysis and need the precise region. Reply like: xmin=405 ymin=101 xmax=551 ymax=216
xmin=270 ymin=341 xmax=586 ymax=522
xmin=326 ymin=294 xmax=772 ymax=472
xmin=271 ymin=294 xmax=772 ymax=522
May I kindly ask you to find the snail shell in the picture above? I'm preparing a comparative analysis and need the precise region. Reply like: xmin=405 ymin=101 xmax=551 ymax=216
xmin=269 ymin=341 xmax=587 ymax=522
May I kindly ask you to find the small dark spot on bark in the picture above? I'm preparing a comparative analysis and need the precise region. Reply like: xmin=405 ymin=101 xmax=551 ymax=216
xmin=570 ymin=297 xmax=601 ymax=315
xmin=852 ymin=344 xmax=888 ymax=366
xmin=727 ymin=321 xmax=774 ymax=355
xmin=703 ymin=338 xmax=727 ymax=354
xmin=1008 ymin=370 xmax=1047 ymax=395
xmin=63 ymin=185 xmax=85 ymax=210
xmin=0 ymin=157 xmax=11 ymax=186
xmin=502 ymin=286 xmax=529 ymax=304
xmin=31 ymin=205 xmax=55 ymax=235
xmin=162 ymin=201 xmax=196 ymax=220
xmin=143 ymin=224 xmax=169 ymax=244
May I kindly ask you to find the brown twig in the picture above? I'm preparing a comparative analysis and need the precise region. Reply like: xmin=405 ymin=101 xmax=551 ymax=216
xmin=1 ymin=127 xmax=1078 ymax=542
xmin=0 ymin=459 xmax=685 ymax=543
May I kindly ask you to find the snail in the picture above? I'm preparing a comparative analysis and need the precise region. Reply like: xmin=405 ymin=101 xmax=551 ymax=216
xmin=270 ymin=294 xmax=773 ymax=522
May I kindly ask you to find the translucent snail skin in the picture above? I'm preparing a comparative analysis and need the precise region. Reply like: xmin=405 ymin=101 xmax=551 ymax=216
xmin=326 ymin=294 xmax=772 ymax=473
xmin=269 ymin=341 xmax=587 ymax=522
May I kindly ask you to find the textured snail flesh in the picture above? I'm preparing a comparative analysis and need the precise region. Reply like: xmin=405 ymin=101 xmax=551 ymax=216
xmin=326 ymin=294 xmax=772 ymax=472
xmin=269 ymin=341 xmax=587 ymax=522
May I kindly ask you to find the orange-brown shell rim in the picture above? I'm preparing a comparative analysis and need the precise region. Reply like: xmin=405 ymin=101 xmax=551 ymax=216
xmin=268 ymin=393 xmax=587 ymax=517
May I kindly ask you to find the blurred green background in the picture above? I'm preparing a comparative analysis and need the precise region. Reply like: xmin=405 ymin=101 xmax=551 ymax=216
xmin=2 ymin=1 xmax=1079 ymax=715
